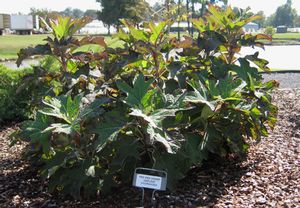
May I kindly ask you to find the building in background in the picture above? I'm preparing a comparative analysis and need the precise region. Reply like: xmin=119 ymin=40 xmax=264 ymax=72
xmin=243 ymin=22 xmax=259 ymax=33
xmin=80 ymin=20 xmax=116 ymax=35
xmin=276 ymin=25 xmax=288 ymax=33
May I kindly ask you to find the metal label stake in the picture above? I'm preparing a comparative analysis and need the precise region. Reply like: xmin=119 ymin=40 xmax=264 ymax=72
xmin=132 ymin=168 xmax=167 ymax=207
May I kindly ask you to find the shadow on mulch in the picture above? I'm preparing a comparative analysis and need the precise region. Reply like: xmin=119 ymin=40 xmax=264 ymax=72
xmin=153 ymin=155 xmax=259 ymax=207
xmin=0 ymin=150 xmax=259 ymax=208
xmin=0 ymin=158 xmax=50 ymax=208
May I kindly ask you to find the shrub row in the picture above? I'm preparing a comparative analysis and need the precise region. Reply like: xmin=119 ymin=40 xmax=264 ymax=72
xmin=0 ymin=65 xmax=32 ymax=123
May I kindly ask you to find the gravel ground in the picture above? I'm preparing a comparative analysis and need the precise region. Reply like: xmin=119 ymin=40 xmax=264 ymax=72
xmin=0 ymin=88 xmax=299 ymax=208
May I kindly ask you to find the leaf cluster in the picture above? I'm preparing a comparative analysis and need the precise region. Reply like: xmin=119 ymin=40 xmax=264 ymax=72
xmin=13 ymin=6 xmax=278 ymax=199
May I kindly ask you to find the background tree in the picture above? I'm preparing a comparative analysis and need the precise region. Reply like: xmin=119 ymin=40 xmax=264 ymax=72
xmin=60 ymin=8 xmax=84 ymax=18
xmin=153 ymin=2 xmax=164 ymax=12
xmin=273 ymin=0 xmax=297 ymax=27
xmin=97 ymin=0 xmax=120 ymax=35
xmin=60 ymin=7 xmax=73 ymax=17
xmin=84 ymin=10 xmax=98 ymax=20
xmin=29 ymin=8 xmax=51 ymax=19
xmin=124 ymin=0 xmax=151 ymax=25
xmin=97 ymin=0 xmax=150 ymax=34
xmin=294 ymin=15 xmax=300 ymax=27
xmin=191 ymin=0 xmax=227 ymax=34
xmin=254 ymin=11 xmax=266 ymax=28
xmin=151 ymin=2 xmax=165 ymax=21
xmin=265 ymin=13 xmax=275 ymax=26
xmin=29 ymin=8 xmax=61 ymax=30
xmin=72 ymin=9 xmax=85 ymax=18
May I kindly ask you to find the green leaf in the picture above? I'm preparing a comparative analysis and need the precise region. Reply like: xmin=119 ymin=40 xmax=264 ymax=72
xmin=50 ymin=16 xmax=72 ymax=39
xmin=40 ymin=95 xmax=108 ymax=135
xmin=40 ymin=95 xmax=81 ymax=124
xmin=149 ymin=21 xmax=167 ymax=44
xmin=200 ymin=125 xmax=227 ymax=157
xmin=152 ymin=150 xmax=189 ymax=190
xmin=130 ymin=108 xmax=178 ymax=129
xmin=117 ymin=74 xmax=154 ymax=108
xmin=92 ymin=110 xmax=128 ymax=152
xmin=216 ymin=76 xmax=245 ymax=99
xmin=109 ymin=137 xmax=140 ymax=173
xmin=182 ymin=133 xmax=207 ymax=165
xmin=115 ymin=28 xmax=131 ymax=42
xmin=146 ymin=125 xmax=177 ymax=153
xmin=185 ymin=79 xmax=216 ymax=111
xmin=245 ymin=52 xmax=270 ymax=71
xmin=130 ymin=28 xmax=148 ymax=42
xmin=45 ymin=123 xmax=79 ymax=135
xmin=232 ymin=58 xmax=261 ymax=82
xmin=129 ymin=106 xmax=180 ymax=153
xmin=192 ymin=19 xmax=206 ymax=32
xmin=50 ymin=16 xmax=91 ymax=40
xmin=18 ymin=112 xmax=52 ymax=154
xmin=47 ymin=158 xmax=94 ymax=199
xmin=140 ymin=89 xmax=158 ymax=112
xmin=67 ymin=60 xmax=78 ymax=73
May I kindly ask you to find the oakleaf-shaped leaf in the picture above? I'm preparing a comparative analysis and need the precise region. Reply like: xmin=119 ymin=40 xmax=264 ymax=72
xmin=40 ymin=95 xmax=82 ymax=124
xmin=245 ymin=52 xmax=270 ymax=71
xmin=146 ymin=125 xmax=176 ymax=153
xmin=18 ymin=112 xmax=52 ymax=154
xmin=185 ymin=79 xmax=216 ymax=111
xmin=44 ymin=123 xmax=79 ymax=135
xmin=130 ymin=108 xmax=178 ymax=129
xmin=117 ymin=74 xmax=154 ymax=108
xmin=152 ymin=151 xmax=188 ymax=189
xmin=92 ymin=110 xmax=128 ymax=152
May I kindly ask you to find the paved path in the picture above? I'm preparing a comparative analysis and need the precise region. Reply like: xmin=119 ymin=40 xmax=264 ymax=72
xmin=263 ymin=72 xmax=300 ymax=89
xmin=241 ymin=45 xmax=300 ymax=70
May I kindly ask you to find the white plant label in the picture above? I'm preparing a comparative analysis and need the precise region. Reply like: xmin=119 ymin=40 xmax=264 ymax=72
xmin=135 ymin=174 xmax=162 ymax=190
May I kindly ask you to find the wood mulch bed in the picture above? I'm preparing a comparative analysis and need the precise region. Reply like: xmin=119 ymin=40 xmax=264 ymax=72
xmin=1 ymin=89 xmax=299 ymax=208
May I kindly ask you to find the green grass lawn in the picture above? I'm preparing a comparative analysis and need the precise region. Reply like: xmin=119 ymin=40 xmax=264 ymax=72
xmin=0 ymin=34 xmax=122 ymax=59
xmin=0 ymin=35 xmax=48 ymax=59
xmin=273 ymin=32 xmax=300 ymax=39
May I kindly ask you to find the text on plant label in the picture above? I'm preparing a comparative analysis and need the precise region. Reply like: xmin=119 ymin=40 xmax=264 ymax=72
xmin=135 ymin=174 xmax=162 ymax=190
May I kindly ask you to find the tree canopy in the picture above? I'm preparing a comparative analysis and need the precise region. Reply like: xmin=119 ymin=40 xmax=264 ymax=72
xmin=60 ymin=7 xmax=84 ymax=18
xmin=272 ymin=0 xmax=297 ymax=27
xmin=97 ymin=0 xmax=151 ymax=32
xmin=84 ymin=10 xmax=98 ymax=20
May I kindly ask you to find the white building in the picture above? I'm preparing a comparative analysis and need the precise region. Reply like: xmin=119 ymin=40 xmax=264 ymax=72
xmin=243 ymin=22 xmax=259 ymax=33
xmin=79 ymin=20 xmax=117 ymax=35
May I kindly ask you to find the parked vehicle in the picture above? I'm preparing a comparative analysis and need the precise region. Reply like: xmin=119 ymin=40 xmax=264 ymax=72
xmin=0 ymin=14 xmax=39 ymax=35
xmin=0 ymin=14 xmax=11 ymax=35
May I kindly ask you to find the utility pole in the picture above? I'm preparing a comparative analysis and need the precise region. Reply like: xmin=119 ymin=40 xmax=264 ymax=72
xmin=166 ymin=0 xmax=170 ymax=16
xmin=178 ymin=0 xmax=181 ymax=40
xmin=186 ymin=0 xmax=190 ymax=34
xmin=191 ymin=0 xmax=195 ymax=36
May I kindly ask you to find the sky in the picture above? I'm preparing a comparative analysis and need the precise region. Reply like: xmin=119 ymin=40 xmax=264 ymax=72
xmin=0 ymin=0 xmax=299 ymax=17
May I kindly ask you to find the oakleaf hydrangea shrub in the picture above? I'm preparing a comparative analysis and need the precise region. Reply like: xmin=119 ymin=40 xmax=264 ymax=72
xmin=12 ymin=6 xmax=278 ymax=199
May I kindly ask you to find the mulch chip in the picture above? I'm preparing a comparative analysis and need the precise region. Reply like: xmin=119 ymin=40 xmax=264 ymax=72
xmin=1 ymin=89 xmax=299 ymax=208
